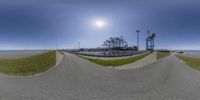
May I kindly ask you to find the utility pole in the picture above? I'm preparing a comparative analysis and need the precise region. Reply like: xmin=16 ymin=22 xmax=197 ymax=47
xmin=136 ymin=30 xmax=140 ymax=51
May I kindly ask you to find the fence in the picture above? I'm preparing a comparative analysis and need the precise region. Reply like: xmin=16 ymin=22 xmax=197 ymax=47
xmin=68 ymin=50 xmax=147 ymax=57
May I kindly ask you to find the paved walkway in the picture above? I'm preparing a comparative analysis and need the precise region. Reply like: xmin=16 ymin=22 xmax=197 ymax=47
xmin=0 ymin=53 xmax=199 ymax=100
xmin=115 ymin=52 xmax=157 ymax=70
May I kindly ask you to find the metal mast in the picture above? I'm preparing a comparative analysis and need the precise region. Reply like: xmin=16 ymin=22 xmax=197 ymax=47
xmin=136 ymin=30 xmax=140 ymax=50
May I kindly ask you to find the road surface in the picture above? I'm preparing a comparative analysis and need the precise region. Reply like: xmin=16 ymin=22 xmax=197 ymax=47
xmin=0 ymin=52 xmax=200 ymax=100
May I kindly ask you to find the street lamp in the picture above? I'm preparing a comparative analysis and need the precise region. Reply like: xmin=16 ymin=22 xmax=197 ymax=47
xmin=136 ymin=30 xmax=140 ymax=51
xmin=78 ymin=42 xmax=80 ymax=49
xmin=56 ymin=45 xmax=58 ymax=51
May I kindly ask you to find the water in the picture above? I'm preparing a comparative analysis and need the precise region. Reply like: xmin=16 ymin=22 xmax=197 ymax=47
xmin=0 ymin=50 xmax=50 ymax=58
xmin=183 ymin=50 xmax=200 ymax=56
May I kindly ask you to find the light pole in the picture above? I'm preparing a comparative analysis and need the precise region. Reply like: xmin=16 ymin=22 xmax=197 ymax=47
xmin=56 ymin=45 xmax=58 ymax=51
xmin=136 ymin=30 xmax=140 ymax=51
xmin=78 ymin=42 xmax=80 ymax=49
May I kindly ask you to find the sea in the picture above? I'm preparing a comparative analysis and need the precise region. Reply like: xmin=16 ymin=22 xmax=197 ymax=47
xmin=0 ymin=50 xmax=50 ymax=58
xmin=183 ymin=50 xmax=200 ymax=56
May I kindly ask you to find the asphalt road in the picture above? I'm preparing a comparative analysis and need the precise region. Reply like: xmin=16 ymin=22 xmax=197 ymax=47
xmin=0 ymin=52 xmax=200 ymax=100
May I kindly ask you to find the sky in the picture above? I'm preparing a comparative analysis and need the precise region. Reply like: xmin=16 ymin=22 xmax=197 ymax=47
xmin=0 ymin=0 xmax=200 ymax=50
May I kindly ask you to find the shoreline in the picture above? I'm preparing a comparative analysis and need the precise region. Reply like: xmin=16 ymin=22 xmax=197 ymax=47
xmin=178 ymin=53 xmax=200 ymax=58
xmin=0 ymin=50 xmax=50 ymax=59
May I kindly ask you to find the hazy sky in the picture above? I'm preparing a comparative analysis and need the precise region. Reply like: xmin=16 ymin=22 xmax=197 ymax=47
xmin=0 ymin=0 xmax=200 ymax=50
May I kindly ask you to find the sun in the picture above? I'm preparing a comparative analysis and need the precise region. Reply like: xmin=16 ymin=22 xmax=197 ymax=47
xmin=94 ymin=20 xmax=106 ymax=28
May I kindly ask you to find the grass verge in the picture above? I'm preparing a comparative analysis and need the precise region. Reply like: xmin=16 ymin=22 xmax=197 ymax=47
xmin=176 ymin=55 xmax=200 ymax=71
xmin=0 ymin=51 xmax=56 ymax=76
xmin=79 ymin=53 xmax=150 ymax=67
xmin=157 ymin=52 xmax=171 ymax=60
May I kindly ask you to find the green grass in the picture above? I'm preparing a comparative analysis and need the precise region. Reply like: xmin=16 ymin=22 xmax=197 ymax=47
xmin=176 ymin=55 xmax=200 ymax=71
xmin=0 ymin=51 xmax=56 ymax=76
xmin=80 ymin=53 xmax=150 ymax=67
xmin=157 ymin=52 xmax=171 ymax=60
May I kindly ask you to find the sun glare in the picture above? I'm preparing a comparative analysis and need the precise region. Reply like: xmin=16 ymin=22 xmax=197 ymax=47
xmin=94 ymin=20 xmax=105 ymax=28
